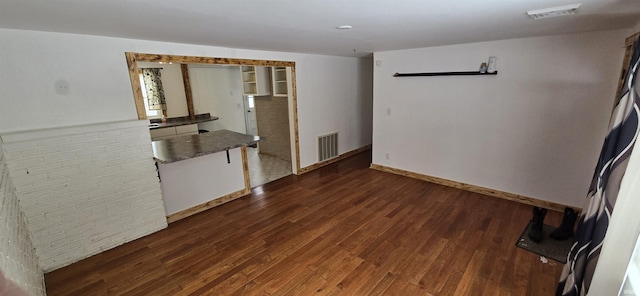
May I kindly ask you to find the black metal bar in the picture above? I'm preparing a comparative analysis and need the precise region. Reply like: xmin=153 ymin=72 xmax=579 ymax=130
xmin=226 ymin=149 xmax=230 ymax=164
xmin=393 ymin=71 xmax=498 ymax=77
xmin=155 ymin=162 xmax=161 ymax=182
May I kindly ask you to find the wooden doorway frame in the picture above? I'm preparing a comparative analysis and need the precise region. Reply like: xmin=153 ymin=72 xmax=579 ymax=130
xmin=125 ymin=52 xmax=301 ymax=174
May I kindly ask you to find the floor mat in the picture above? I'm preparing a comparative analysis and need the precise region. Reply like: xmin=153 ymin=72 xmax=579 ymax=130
xmin=515 ymin=221 xmax=574 ymax=263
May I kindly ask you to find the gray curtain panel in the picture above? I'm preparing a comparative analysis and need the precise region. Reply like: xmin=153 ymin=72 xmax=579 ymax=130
xmin=557 ymin=38 xmax=640 ymax=296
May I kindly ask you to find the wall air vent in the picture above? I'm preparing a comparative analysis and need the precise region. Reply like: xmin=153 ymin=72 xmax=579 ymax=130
xmin=526 ymin=3 xmax=581 ymax=20
xmin=318 ymin=132 xmax=338 ymax=161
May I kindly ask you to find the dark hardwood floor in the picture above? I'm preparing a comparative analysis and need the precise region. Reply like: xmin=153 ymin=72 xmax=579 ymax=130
xmin=45 ymin=151 xmax=563 ymax=295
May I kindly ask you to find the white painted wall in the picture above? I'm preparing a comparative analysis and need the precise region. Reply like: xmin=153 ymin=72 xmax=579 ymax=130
xmin=189 ymin=65 xmax=246 ymax=133
xmin=0 ymin=28 xmax=373 ymax=168
xmin=137 ymin=62 xmax=188 ymax=118
xmin=372 ymin=29 xmax=628 ymax=207
xmin=632 ymin=22 xmax=640 ymax=34
xmin=0 ymin=141 xmax=45 ymax=295
xmin=299 ymin=56 xmax=374 ymax=163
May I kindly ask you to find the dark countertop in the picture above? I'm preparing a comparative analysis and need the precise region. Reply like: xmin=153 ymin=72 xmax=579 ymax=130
xmin=151 ymin=129 xmax=260 ymax=164
xmin=149 ymin=113 xmax=218 ymax=130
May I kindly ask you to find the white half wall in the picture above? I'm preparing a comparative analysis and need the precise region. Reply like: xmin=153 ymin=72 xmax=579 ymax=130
xmin=1 ymin=120 xmax=168 ymax=271
xmin=0 ymin=28 xmax=373 ymax=169
xmin=158 ymin=148 xmax=245 ymax=216
xmin=0 ymin=141 xmax=45 ymax=295
xmin=372 ymin=29 xmax=629 ymax=207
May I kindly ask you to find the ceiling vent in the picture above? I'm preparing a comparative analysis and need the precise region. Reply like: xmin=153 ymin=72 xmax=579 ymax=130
xmin=526 ymin=3 xmax=581 ymax=20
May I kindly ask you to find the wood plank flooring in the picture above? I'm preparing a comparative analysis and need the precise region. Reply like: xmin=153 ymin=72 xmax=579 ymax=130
xmin=45 ymin=151 xmax=564 ymax=295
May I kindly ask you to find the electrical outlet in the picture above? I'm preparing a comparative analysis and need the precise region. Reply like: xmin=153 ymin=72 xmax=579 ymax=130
xmin=385 ymin=152 xmax=390 ymax=160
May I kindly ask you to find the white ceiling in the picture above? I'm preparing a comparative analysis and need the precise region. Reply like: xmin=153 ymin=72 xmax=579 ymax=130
xmin=1 ymin=0 xmax=639 ymax=57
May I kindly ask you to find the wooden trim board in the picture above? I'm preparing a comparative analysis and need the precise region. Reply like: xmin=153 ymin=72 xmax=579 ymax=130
xmin=131 ymin=53 xmax=295 ymax=67
xmin=125 ymin=52 xmax=147 ymax=120
xmin=370 ymin=163 xmax=580 ymax=213
xmin=297 ymin=145 xmax=371 ymax=174
xmin=625 ymin=32 xmax=640 ymax=47
xmin=166 ymin=188 xmax=250 ymax=223
xmin=180 ymin=64 xmax=196 ymax=121
xmin=290 ymin=67 xmax=301 ymax=174
xmin=616 ymin=32 xmax=640 ymax=102
xmin=241 ymin=146 xmax=252 ymax=193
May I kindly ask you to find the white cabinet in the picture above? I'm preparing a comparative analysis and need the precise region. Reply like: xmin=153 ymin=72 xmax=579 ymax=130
xmin=241 ymin=66 xmax=270 ymax=96
xmin=150 ymin=127 xmax=177 ymax=140
xmin=271 ymin=66 xmax=289 ymax=97
xmin=150 ymin=124 xmax=198 ymax=141
xmin=175 ymin=124 xmax=199 ymax=136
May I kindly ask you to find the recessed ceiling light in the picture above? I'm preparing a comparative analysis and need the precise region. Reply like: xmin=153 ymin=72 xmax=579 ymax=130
xmin=336 ymin=25 xmax=353 ymax=30
xmin=526 ymin=3 xmax=581 ymax=20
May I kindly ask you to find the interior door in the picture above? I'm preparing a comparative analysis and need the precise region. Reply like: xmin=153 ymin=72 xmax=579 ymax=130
xmin=244 ymin=95 xmax=258 ymax=135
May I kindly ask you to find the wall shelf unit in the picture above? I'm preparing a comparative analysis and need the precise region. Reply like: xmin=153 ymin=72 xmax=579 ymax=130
xmin=393 ymin=71 xmax=498 ymax=77
xmin=241 ymin=66 xmax=270 ymax=95
xmin=272 ymin=66 xmax=288 ymax=97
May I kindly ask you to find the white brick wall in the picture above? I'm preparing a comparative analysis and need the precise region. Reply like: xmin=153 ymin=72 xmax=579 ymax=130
xmin=0 ymin=140 xmax=46 ymax=295
xmin=1 ymin=120 xmax=167 ymax=272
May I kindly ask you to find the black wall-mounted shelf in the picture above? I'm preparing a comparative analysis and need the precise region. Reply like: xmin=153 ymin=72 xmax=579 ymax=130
xmin=393 ymin=71 xmax=498 ymax=77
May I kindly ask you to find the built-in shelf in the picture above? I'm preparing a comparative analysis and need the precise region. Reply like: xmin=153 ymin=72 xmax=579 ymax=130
xmin=271 ymin=66 xmax=288 ymax=97
xmin=241 ymin=66 xmax=270 ymax=95
xmin=393 ymin=71 xmax=498 ymax=77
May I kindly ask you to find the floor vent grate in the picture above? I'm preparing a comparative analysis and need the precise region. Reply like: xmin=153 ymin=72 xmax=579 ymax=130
xmin=318 ymin=132 xmax=338 ymax=161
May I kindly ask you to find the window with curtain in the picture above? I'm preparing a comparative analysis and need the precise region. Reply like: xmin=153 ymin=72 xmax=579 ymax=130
xmin=140 ymin=68 xmax=167 ymax=113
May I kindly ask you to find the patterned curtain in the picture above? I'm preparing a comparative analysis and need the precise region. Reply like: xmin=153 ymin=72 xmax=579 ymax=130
xmin=141 ymin=68 xmax=167 ymax=111
xmin=557 ymin=38 xmax=640 ymax=295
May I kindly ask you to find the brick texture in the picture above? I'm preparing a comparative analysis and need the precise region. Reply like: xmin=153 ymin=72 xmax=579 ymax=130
xmin=254 ymin=95 xmax=292 ymax=161
xmin=1 ymin=120 xmax=168 ymax=272
xmin=0 ymin=140 xmax=46 ymax=295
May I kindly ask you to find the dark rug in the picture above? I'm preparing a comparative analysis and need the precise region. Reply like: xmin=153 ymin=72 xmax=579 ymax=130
xmin=515 ymin=221 xmax=574 ymax=263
